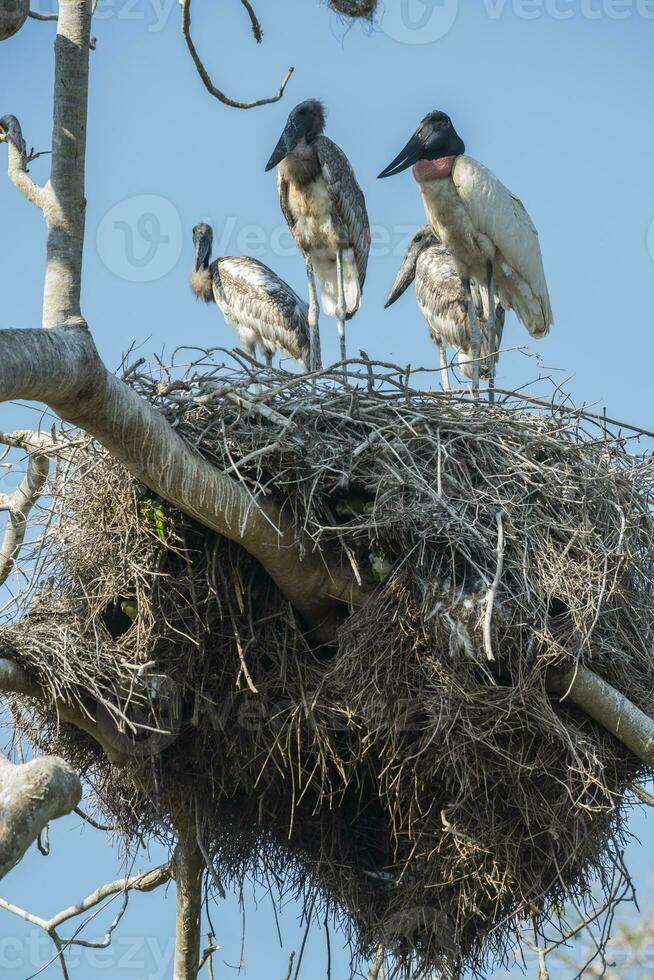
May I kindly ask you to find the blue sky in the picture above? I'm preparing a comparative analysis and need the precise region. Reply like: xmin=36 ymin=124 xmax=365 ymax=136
xmin=1 ymin=1 xmax=653 ymax=976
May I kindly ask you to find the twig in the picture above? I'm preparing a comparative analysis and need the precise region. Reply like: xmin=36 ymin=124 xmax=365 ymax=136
xmin=29 ymin=10 xmax=59 ymax=20
xmin=0 ymin=864 xmax=170 ymax=979
xmin=195 ymin=803 xmax=226 ymax=898
xmin=283 ymin=951 xmax=295 ymax=980
xmin=483 ymin=510 xmax=505 ymax=662
xmin=522 ymin=860 xmax=628 ymax=977
xmin=198 ymin=933 xmax=220 ymax=975
xmin=73 ymin=806 xmax=115 ymax=832
xmin=239 ymin=0 xmax=263 ymax=41
xmin=181 ymin=0 xmax=294 ymax=109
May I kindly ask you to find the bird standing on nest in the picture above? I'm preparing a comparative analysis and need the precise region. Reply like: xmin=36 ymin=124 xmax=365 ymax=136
xmin=190 ymin=223 xmax=310 ymax=371
xmin=385 ymin=226 xmax=505 ymax=391
xmin=378 ymin=110 xmax=552 ymax=395
xmin=265 ymin=99 xmax=371 ymax=377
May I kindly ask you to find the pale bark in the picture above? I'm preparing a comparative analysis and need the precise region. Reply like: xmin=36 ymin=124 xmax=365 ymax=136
xmin=548 ymin=666 xmax=654 ymax=767
xmin=0 ymin=753 xmax=81 ymax=879
xmin=42 ymin=0 xmax=90 ymax=328
xmin=172 ymin=833 xmax=204 ymax=980
xmin=0 ymin=658 xmax=129 ymax=764
xmin=0 ymin=115 xmax=46 ymax=208
xmin=0 ymin=445 xmax=49 ymax=587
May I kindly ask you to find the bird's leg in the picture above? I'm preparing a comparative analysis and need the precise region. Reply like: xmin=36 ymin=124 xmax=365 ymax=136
xmin=464 ymin=279 xmax=481 ymax=397
xmin=305 ymin=258 xmax=321 ymax=372
xmin=438 ymin=341 xmax=451 ymax=392
xmin=486 ymin=261 xmax=497 ymax=403
xmin=264 ymin=351 xmax=273 ymax=369
xmin=335 ymin=247 xmax=347 ymax=383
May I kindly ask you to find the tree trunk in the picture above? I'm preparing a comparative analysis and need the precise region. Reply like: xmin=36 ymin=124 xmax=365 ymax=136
xmin=172 ymin=832 xmax=204 ymax=980
xmin=42 ymin=0 xmax=90 ymax=328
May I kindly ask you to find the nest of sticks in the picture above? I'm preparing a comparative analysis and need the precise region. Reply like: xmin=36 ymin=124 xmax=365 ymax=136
xmin=3 ymin=355 xmax=654 ymax=978
xmin=328 ymin=0 xmax=378 ymax=20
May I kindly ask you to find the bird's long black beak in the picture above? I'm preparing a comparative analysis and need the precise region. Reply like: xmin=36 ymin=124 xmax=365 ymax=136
xmin=265 ymin=120 xmax=297 ymax=172
xmin=385 ymin=240 xmax=420 ymax=308
xmin=378 ymin=132 xmax=425 ymax=179
xmin=193 ymin=230 xmax=212 ymax=272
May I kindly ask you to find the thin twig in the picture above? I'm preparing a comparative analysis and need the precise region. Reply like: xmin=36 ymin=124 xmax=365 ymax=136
xmin=181 ymin=0 xmax=294 ymax=109
xmin=483 ymin=510 xmax=505 ymax=661
xmin=239 ymin=0 xmax=263 ymax=41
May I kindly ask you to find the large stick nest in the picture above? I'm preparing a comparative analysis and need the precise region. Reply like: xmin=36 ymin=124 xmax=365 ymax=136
xmin=3 ymin=356 xmax=654 ymax=978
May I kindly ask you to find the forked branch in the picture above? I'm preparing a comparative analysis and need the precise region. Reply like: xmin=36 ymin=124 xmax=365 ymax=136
xmin=0 ymin=115 xmax=46 ymax=208
xmin=0 ymin=436 xmax=50 ymax=587
xmin=0 ymin=862 xmax=171 ymax=977
xmin=181 ymin=0 xmax=294 ymax=109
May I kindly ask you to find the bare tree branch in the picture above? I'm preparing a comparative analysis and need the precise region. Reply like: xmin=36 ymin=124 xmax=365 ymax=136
xmin=0 ymin=428 xmax=82 ymax=458
xmin=73 ymin=805 xmax=115 ymax=832
xmin=631 ymin=783 xmax=654 ymax=806
xmin=522 ymin=860 xmax=630 ymax=979
xmin=0 ymin=862 xmax=171 ymax=977
xmin=29 ymin=9 xmax=59 ymax=21
xmin=0 ymin=658 xmax=129 ymax=764
xmin=0 ymin=115 xmax=46 ymax=208
xmin=367 ymin=946 xmax=385 ymax=979
xmin=548 ymin=666 xmax=654 ymax=768
xmin=198 ymin=933 xmax=220 ymax=974
xmin=49 ymin=863 xmax=172 ymax=930
xmin=0 ymin=441 xmax=49 ymax=587
xmin=239 ymin=0 xmax=263 ymax=42
xmin=181 ymin=0 xmax=294 ymax=110
xmin=0 ymin=753 xmax=81 ymax=880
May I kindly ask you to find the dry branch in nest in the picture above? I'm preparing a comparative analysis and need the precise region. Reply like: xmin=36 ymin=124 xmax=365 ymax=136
xmin=2 ymin=356 xmax=654 ymax=978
